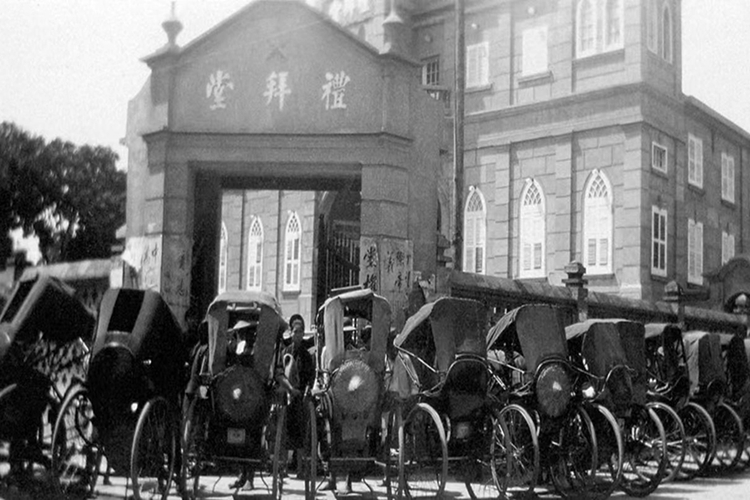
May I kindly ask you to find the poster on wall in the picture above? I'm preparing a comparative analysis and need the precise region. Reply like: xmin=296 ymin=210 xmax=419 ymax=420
xmin=122 ymin=235 xmax=162 ymax=291
xmin=359 ymin=236 xmax=413 ymax=320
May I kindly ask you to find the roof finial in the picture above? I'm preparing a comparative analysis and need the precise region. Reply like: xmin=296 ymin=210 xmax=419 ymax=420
xmin=162 ymin=1 xmax=183 ymax=49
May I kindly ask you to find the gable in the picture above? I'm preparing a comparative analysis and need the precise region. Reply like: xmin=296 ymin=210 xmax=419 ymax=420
xmin=168 ymin=1 xmax=398 ymax=135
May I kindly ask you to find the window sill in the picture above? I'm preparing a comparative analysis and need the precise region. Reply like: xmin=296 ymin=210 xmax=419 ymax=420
xmin=282 ymin=288 xmax=301 ymax=296
xmin=518 ymin=70 xmax=553 ymax=86
xmin=586 ymin=272 xmax=615 ymax=281
xmin=466 ymin=83 xmax=493 ymax=94
xmin=687 ymin=182 xmax=705 ymax=195
xmin=651 ymin=167 xmax=669 ymax=179
xmin=650 ymin=272 xmax=669 ymax=282
xmin=721 ymin=197 xmax=737 ymax=209
xmin=574 ymin=48 xmax=625 ymax=66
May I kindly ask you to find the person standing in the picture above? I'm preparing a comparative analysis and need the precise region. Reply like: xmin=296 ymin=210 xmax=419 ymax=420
xmin=277 ymin=313 xmax=315 ymax=477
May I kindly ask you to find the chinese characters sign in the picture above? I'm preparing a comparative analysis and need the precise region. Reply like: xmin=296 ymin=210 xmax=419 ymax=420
xmin=205 ymin=69 xmax=352 ymax=112
xmin=360 ymin=237 xmax=413 ymax=316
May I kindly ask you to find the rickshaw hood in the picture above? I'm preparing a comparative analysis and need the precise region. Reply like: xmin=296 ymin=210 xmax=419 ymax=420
xmin=395 ymin=297 xmax=486 ymax=374
xmin=487 ymin=304 xmax=568 ymax=373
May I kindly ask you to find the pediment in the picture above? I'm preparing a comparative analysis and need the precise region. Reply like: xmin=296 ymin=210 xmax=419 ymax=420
xmin=149 ymin=0 xmax=415 ymax=136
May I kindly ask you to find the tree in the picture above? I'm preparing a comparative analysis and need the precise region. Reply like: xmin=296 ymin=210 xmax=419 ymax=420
xmin=0 ymin=121 xmax=126 ymax=267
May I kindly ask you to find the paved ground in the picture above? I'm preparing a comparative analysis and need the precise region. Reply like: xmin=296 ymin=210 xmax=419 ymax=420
xmin=3 ymin=471 xmax=750 ymax=500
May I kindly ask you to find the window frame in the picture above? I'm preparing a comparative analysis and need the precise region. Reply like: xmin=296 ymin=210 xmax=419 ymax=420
xmin=687 ymin=218 xmax=704 ymax=285
xmin=722 ymin=230 xmax=736 ymax=265
xmin=583 ymin=170 xmax=614 ymax=275
xmin=463 ymin=187 xmax=487 ymax=274
xmin=652 ymin=142 xmax=668 ymax=173
xmin=721 ymin=152 xmax=736 ymax=203
xmin=422 ymin=56 xmax=440 ymax=86
xmin=218 ymin=222 xmax=228 ymax=294
xmin=246 ymin=216 xmax=263 ymax=291
xmin=519 ymin=179 xmax=546 ymax=279
xmin=466 ymin=41 xmax=489 ymax=88
xmin=659 ymin=2 xmax=673 ymax=62
xmin=521 ymin=25 xmax=549 ymax=77
xmin=603 ymin=0 xmax=625 ymax=51
xmin=576 ymin=0 xmax=598 ymax=58
xmin=688 ymin=134 xmax=703 ymax=189
xmin=283 ymin=212 xmax=302 ymax=292
xmin=651 ymin=206 xmax=667 ymax=277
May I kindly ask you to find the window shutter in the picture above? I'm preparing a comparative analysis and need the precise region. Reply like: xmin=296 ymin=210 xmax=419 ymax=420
xmin=587 ymin=238 xmax=597 ymax=266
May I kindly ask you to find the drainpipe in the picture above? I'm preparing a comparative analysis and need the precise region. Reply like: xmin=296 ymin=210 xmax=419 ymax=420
xmin=454 ymin=0 xmax=465 ymax=271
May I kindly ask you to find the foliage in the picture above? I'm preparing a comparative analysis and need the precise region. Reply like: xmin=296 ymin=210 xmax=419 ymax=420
xmin=0 ymin=121 xmax=125 ymax=266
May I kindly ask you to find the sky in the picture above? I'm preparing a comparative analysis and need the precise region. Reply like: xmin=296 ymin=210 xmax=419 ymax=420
xmin=1 ymin=0 xmax=750 ymax=172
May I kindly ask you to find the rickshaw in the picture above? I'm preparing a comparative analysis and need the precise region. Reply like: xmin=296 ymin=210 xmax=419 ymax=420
xmin=51 ymin=288 xmax=184 ymax=500
xmin=717 ymin=333 xmax=750 ymax=470
xmin=487 ymin=304 xmax=621 ymax=500
xmin=682 ymin=330 xmax=745 ymax=474
xmin=305 ymin=288 xmax=393 ymax=499
xmin=179 ymin=290 xmax=288 ymax=499
xmin=0 ymin=276 xmax=94 ymax=483
xmin=566 ymin=319 xmax=667 ymax=497
xmin=611 ymin=319 xmax=686 ymax=483
xmin=393 ymin=296 xmax=534 ymax=499
xmin=644 ymin=323 xmax=715 ymax=480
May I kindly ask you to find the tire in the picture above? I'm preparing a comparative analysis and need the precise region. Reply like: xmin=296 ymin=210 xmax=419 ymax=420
xmin=270 ymin=403 xmax=286 ymax=499
xmin=303 ymin=399 xmax=318 ymax=500
xmin=130 ymin=397 xmax=176 ymax=500
xmin=50 ymin=385 xmax=100 ymax=498
xmin=647 ymin=401 xmax=686 ymax=482
xmin=398 ymin=402 xmax=447 ymax=499
xmin=465 ymin=404 xmax=538 ymax=499
xmin=179 ymin=397 xmax=205 ymax=500
xmin=676 ymin=402 xmax=715 ymax=480
xmin=619 ymin=405 xmax=667 ymax=497
xmin=712 ymin=401 xmax=745 ymax=473
xmin=551 ymin=403 xmax=623 ymax=500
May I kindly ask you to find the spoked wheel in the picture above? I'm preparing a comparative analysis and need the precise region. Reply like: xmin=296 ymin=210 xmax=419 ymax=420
xmin=550 ymin=404 xmax=623 ymax=500
xmin=712 ymin=401 xmax=745 ymax=473
xmin=398 ymin=402 xmax=447 ymax=499
xmin=51 ymin=385 xmax=101 ymax=498
xmin=179 ymin=397 xmax=208 ymax=500
xmin=462 ymin=409 xmax=501 ymax=500
xmin=472 ymin=404 xmax=539 ymax=499
xmin=269 ymin=402 xmax=286 ymax=500
xmin=647 ymin=401 xmax=686 ymax=482
xmin=619 ymin=405 xmax=667 ymax=497
xmin=676 ymin=402 xmax=715 ymax=480
xmin=131 ymin=396 xmax=176 ymax=500
xmin=303 ymin=398 xmax=318 ymax=500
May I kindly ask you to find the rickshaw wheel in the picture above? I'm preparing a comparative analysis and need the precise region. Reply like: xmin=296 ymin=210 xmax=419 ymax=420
xmin=130 ymin=396 xmax=176 ymax=500
xmin=269 ymin=402 xmax=286 ymax=500
xmin=480 ymin=404 xmax=539 ymax=499
xmin=398 ymin=402 xmax=447 ymax=499
xmin=711 ymin=401 xmax=745 ymax=473
xmin=179 ymin=396 xmax=208 ymax=500
xmin=647 ymin=401 xmax=686 ymax=482
xmin=550 ymin=404 xmax=623 ymax=500
xmin=619 ymin=405 xmax=667 ymax=497
xmin=303 ymin=398 xmax=318 ymax=500
xmin=50 ymin=384 xmax=100 ymax=498
xmin=676 ymin=402 xmax=715 ymax=480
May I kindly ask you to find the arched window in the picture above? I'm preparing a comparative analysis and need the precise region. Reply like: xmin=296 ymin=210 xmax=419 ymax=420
xmin=604 ymin=0 xmax=623 ymax=49
xmin=218 ymin=222 xmax=228 ymax=294
xmin=660 ymin=3 xmax=672 ymax=62
xmin=576 ymin=0 xmax=597 ymax=57
xmin=463 ymin=187 xmax=486 ymax=274
xmin=519 ymin=180 xmax=546 ymax=278
xmin=284 ymin=212 xmax=302 ymax=291
xmin=583 ymin=170 xmax=613 ymax=274
xmin=647 ymin=0 xmax=658 ymax=52
xmin=246 ymin=217 xmax=263 ymax=291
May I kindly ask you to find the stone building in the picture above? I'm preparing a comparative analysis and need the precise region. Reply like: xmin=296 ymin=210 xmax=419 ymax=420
xmin=124 ymin=0 xmax=750 ymax=325
xmin=313 ymin=0 xmax=750 ymax=307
